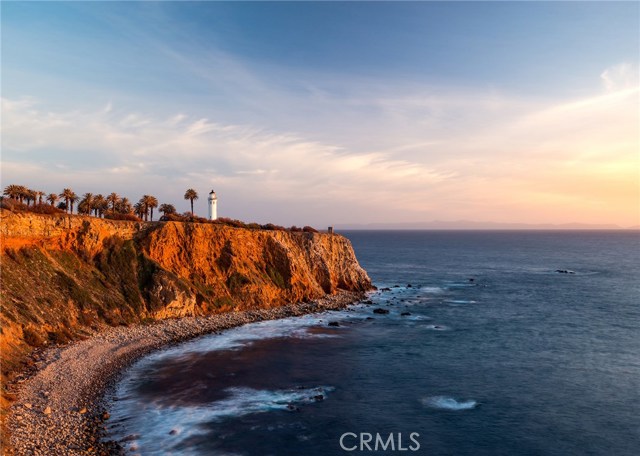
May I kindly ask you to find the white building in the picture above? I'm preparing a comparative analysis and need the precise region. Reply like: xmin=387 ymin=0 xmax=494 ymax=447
xmin=208 ymin=190 xmax=218 ymax=220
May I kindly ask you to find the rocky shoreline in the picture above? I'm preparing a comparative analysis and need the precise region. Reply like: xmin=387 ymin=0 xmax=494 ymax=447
xmin=5 ymin=290 xmax=366 ymax=456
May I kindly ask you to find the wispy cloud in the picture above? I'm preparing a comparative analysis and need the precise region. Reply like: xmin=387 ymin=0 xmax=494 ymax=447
xmin=1 ymin=96 xmax=453 ymax=223
xmin=601 ymin=62 xmax=638 ymax=92
xmin=2 ymin=58 xmax=638 ymax=226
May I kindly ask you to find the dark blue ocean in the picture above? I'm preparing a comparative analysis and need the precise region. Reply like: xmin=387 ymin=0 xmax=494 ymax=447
xmin=107 ymin=231 xmax=640 ymax=456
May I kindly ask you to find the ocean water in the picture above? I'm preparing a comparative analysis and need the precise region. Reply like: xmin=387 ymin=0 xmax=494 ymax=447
xmin=106 ymin=231 xmax=640 ymax=456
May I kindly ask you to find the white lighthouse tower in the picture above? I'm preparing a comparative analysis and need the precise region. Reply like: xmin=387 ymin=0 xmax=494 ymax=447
xmin=208 ymin=190 xmax=218 ymax=220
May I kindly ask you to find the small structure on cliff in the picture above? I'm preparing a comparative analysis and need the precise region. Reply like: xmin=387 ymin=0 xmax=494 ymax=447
xmin=208 ymin=190 xmax=218 ymax=220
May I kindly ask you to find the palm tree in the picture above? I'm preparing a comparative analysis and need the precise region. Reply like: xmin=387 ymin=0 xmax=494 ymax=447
xmin=184 ymin=188 xmax=198 ymax=216
xmin=35 ymin=191 xmax=45 ymax=205
xmin=141 ymin=195 xmax=159 ymax=221
xmin=148 ymin=196 xmax=159 ymax=221
xmin=94 ymin=194 xmax=107 ymax=217
xmin=59 ymin=188 xmax=77 ymax=214
xmin=80 ymin=193 xmax=94 ymax=216
xmin=22 ymin=191 xmax=31 ymax=206
xmin=116 ymin=197 xmax=132 ymax=214
xmin=18 ymin=186 xmax=30 ymax=203
xmin=77 ymin=199 xmax=91 ymax=215
xmin=159 ymin=203 xmax=176 ymax=216
xmin=133 ymin=201 xmax=146 ymax=220
xmin=46 ymin=193 xmax=59 ymax=206
xmin=25 ymin=189 xmax=38 ymax=207
xmin=68 ymin=193 xmax=79 ymax=214
xmin=2 ymin=185 xmax=16 ymax=200
xmin=106 ymin=192 xmax=120 ymax=211
xmin=20 ymin=187 xmax=31 ymax=204
xmin=60 ymin=188 xmax=71 ymax=211
xmin=3 ymin=185 xmax=25 ymax=201
xmin=137 ymin=197 xmax=148 ymax=221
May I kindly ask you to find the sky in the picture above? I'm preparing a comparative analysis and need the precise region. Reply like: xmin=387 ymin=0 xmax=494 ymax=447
xmin=1 ymin=1 xmax=639 ymax=227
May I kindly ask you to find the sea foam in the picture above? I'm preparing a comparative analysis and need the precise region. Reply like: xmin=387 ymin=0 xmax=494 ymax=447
xmin=422 ymin=395 xmax=478 ymax=410
xmin=131 ymin=313 xmax=342 ymax=365
xmin=420 ymin=286 xmax=446 ymax=294
xmin=204 ymin=386 xmax=334 ymax=421
xmin=109 ymin=386 xmax=333 ymax=455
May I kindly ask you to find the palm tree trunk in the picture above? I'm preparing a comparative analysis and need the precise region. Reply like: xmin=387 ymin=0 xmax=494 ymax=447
xmin=191 ymin=199 xmax=194 ymax=216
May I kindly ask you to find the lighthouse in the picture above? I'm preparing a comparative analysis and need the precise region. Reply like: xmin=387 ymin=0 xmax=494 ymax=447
xmin=208 ymin=190 xmax=218 ymax=220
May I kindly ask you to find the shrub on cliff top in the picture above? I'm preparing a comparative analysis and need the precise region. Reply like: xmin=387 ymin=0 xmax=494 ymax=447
xmin=215 ymin=217 xmax=248 ymax=228
xmin=104 ymin=212 xmax=141 ymax=222
xmin=0 ymin=199 xmax=65 ymax=215
xmin=161 ymin=213 xmax=210 ymax=223
xmin=30 ymin=203 xmax=66 ymax=215
xmin=159 ymin=213 xmax=185 ymax=222
xmin=261 ymin=223 xmax=287 ymax=231
xmin=0 ymin=198 xmax=28 ymax=212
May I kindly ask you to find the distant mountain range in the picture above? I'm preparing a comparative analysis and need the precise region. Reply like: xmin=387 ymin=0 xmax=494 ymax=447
xmin=337 ymin=220 xmax=637 ymax=230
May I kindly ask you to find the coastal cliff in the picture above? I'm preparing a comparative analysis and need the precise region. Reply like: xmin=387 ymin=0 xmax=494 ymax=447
xmin=0 ymin=210 xmax=372 ymax=400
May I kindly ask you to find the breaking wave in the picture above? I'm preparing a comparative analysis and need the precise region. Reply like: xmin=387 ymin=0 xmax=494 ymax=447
xmin=420 ymin=286 xmax=447 ymax=294
xmin=422 ymin=396 xmax=478 ymax=410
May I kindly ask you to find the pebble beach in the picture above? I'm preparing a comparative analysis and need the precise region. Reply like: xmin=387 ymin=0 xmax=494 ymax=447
xmin=5 ymin=291 xmax=365 ymax=456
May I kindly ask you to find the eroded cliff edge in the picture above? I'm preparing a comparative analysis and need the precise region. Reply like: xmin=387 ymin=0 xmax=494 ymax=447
xmin=0 ymin=210 xmax=372 ymax=390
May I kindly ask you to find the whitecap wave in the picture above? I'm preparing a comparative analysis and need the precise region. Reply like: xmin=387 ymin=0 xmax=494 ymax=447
xmin=420 ymin=286 xmax=446 ymax=294
xmin=406 ymin=315 xmax=432 ymax=321
xmin=422 ymin=395 xmax=477 ymax=410
xmin=445 ymin=300 xmax=477 ymax=304
xmin=424 ymin=324 xmax=448 ymax=331
xmin=445 ymin=282 xmax=476 ymax=288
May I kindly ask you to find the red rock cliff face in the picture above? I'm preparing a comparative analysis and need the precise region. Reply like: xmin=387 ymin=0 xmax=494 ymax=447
xmin=0 ymin=210 xmax=372 ymax=389
xmin=139 ymin=222 xmax=371 ymax=314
